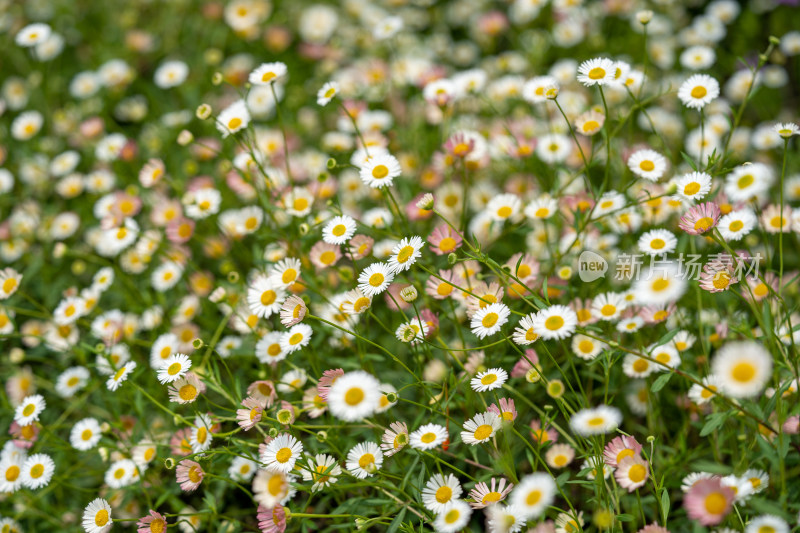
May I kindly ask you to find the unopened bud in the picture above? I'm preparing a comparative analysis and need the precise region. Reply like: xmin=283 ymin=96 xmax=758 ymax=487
xmin=316 ymin=430 xmax=328 ymax=442
xmin=636 ymin=10 xmax=653 ymax=24
xmin=209 ymin=287 xmax=226 ymax=303
xmin=326 ymin=158 xmax=337 ymax=169
xmin=177 ymin=129 xmax=193 ymax=146
xmin=212 ymin=72 xmax=224 ymax=85
xmin=268 ymin=427 xmax=279 ymax=438
xmin=192 ymin=338 xmax=204 ymax=350
xmin=276 ymin=409 xmax=293 ymax=425
xmin=9 ymin=348 xmax=24 ymax=364
xmin=53 ymin=242 xmax=67 ymax=259
xmin=416 ymin=193 xmax=434 ymax=210
xmin=196 ymin=103 xmax=212 ymax=120
xmin=298 ymin=223 xmax=310 ymax=236
xmin=227 ymin=271 xmax=239 ymax=283
xmin=399 ymin=285 xmax=418 ymax=302
xmin=545 ymin=84 xmax=559 ymax=100
xmin=164 ymin=457 xmax=175 ymax=469
xmin=769 ymin=35 xmax=781 ymax=46
xmin=447 ymin=252 xmax=457 ymax=265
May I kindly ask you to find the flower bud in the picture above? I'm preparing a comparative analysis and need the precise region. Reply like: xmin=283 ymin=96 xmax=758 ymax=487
xmin=447 ymin=252 xmax=457 ymax=265
xmin=326 ymin=158 xmax=337 ymax=169
xmin=196 ymin=103 xmax=212 ymax=120
xmin=192 ymin=338 xmax=204 ymax=350
xmin=227 ymin=271 xmax=239 ymax=283
xmin=9 ymin=348 xmax=24 ymax=364
xmin=416 ymin=193 xmax=434 ymax=210
xmin=212 ymin=72 xmax=223 ymax=85
xmin=316 ymin=430 xmax=328 ymax=442
xmin=636 ymin=10 xmax=653 ymax=24
xmin=209 ymin=287 xmax=226 ymax=303
xmin=399 ymin=285 xmax=418 ymax=302
xmin=177 ymin=129 xmax=193 ymax=146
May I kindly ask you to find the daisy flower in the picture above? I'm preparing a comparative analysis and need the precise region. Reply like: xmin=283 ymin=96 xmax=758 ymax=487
xmin=615 ymin=455 xmax=649 ymax=492
xmin=15 ymin=23 xmax=51 ymax=47
xmin=761 ymin=204 xmax=792 ymax=233
xmin=546 ymin=443 xmax=575 ymax=469
xmin=409 ymin=423 xmax=448 ymax=450
xmin=470 ymin=303 xmax=510 ymax=339
xmin=711 ymin=340 xmax=773 ymax=398
xmin=157 ymin=353 xmax=191 ymax=384
xmin=471 ymin=368 xmax=508 ymax=392
xmin=684 ymin=477 xmax=734 ymax=526
xmin=395 ymin=319 xmax=429 ymax=344
xmin=532 ymin=305 xmax=578 ymax=340
xmin=603 ymin=435 xmax=643 ymax=468
xmin=0 ymin=268 xmax=22 ymax=299
xmin=699 ymin=259 xmax=738 ymax=293
xmin=82 ymin=498 xmax=113 ymax=533
xmin=249 ymin=62 xmax=288 ymax=85
xmin=488 ymin=398 xmax=518 ymax=422
xmin=70 ymin=418 xmax=103 ymax=451
xmin=745 ymin=516 xmax=789 ymax=533
xmin=257 ymin=504 xmax=287 ymax=533
xmin=345 ymin=442 xmax=384 ymax=479
xmin=105 ymin=458 xmax=136 ymax=488
xmin=359 ymin=153 xmax=402 ymax=188
xmin=14 ymin=394 xmax=45 ymax=426
xmin=381 ymin=421 xmax=409 ymax=456
xmin=0 ymin=457 xmax=24 ymax=493
xmin=168 ymin=373 xmax=205 ymax=404
xmin=774 ymin=122 xmax=799 ymax=138
xmin=237 ymin=396 xmax=265 ymax=431
xmin=20 ymin=453 xmax=55 ymax=489
xmin=247 ymin=276 xmax=287 ymax=319
xmin=509 ymin=472 xmax=555 ymax=520
xmin=176 ymin=460 xmax=205 ymax=492
xmin=461 ymin=412 xmax=502 ymax=445
xmin=469 ymin=477 xmax=513 ymax=509
xmin=628 ymin=149 xmax=668 ymax=181
xmin=433 ymin=500 xmax=472 ymax=533
xmin=487 ymin=504 xmax=526 ymax=533
xmin=316 ymin=81 xmax=340 ymax=106
xmin=322 ymin=215 xmax=357 ymax=245
xmin=216 ymin=99 xmax=250 ymax=138
xmin=190 ymin=414 xmax=213 ymax=453
xmin=511 ymin=313 xmax=540 ymax=345
xmin=106 ymin=361 xmax=136 ymax=391
xmin=280 ymin=323 xmax=313 ymax=353
xmin=302 ymin=453 xmax=341 ymax=492
xmin=261 ymin=433 xmax=303 ymax=474
xmin=427 ymin=224 xmax=462 ymax=255
xmin=137 ymin=510 xmax=168 ymax=533
xmin=253 ymin=470 xmax=295 ymax=509
xmin=270 ymin=257 xmax=302 ymax=288
xmin=632 ymin=263 xmax=687 ymax=306
xmin=387 ymin=236 xmax=424 ymax=273
xmin=577 ymin=57 xmax=615 ymax=86
xmin=678 ymin=74 xmax=720 ymax=109
xmin=570 ymin=405 xmax=622 ymax=436
xmin=571 ymin=334 xmax=605 ymax=360
xmin=718 ymin=209 xmax=756 ymax=241
xmin=487 ymin=193 xmax=522 ymax=222
xmin=675 ymin=171 xmax=713 ymax=201
xmin=555 ymin=511 xmax=585 ymax=533
xmin=591 ymin=292 xmax=627 ymax=321
xmin=422 ymin=473 xmax=463 ymax=513
xmin=357 ymin=262 xmax=394 ymax=297
xmin=279 ymin=295 xmax=307 ymax=327
xmin=724 ymin=163 xmax=773 ymax=203
xmin=327 ymin=371 xmax=381 ymax=421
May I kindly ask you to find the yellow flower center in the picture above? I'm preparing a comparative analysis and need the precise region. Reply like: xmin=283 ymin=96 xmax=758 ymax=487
xmin=481 ymin=374 xmax=497 ymax=385
xmin=703 ymin=491 xmax=727 ymax=514
xmin=435 ymin=486 xmax=453 ymax=503
xmin=344 ymin=387 xmax=364 ymax=406
xmin=481 ymin=312 xmax=499 ymax=328
xmin=372 ymin=165 xmax=389 ymax=179
xmin=628 ymin=464 xmax=647 ymax=482
xmin=358 ymin=454 xmax=375 ymax=469
xmin=95 ymin=509 xmax=109 ymax=527
xmin=167 ymin=362 xmax=182 ymax=375
xmin=179 ymin=384 xmax=197 ymax=401
xmin=368 ymin=273 xmax=384 ymax=287
xmin=588 ymin=67 xmax=606 ymax=80
xmin=690 ymin=86 xmax=707 ymax=99
xmin=228 ymin=117 xmax=242 ymax=130
xmin=684 ymin=182 xmax=701 ymax=196
xmin=275 ymin=447 xmax=292 ymax=463
xmin=545 ymin=316 xmax=564 ymax=330
xmin=731 ymin=361 xmax=756 ymax=382
xmin=473 ymin=424 xmax=493 ymax=440
xmin=396 ymin=245 xmax=414 ymax=263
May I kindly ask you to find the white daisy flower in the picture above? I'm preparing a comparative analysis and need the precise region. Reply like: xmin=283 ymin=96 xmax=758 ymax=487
xmin=470 ymin=303 xmax=511 ymax=339
xmin=216 ymin=99 xmax=250 ymax=138
xmin=387 ymin=236 xmax=425 ymax=273
xmin=675 ymin=171 xmax=712 ymax=200
xmin=359 ymin=153 xmax=402 ymax=188
xmin=70 ymin=418 xmax=103 ymax=451
xmin=678 ymin=74 xmax=720 ymax=109
xmin=327 ymin=371 xmax=381 ymax=421
xmin=157 ymin=353 xmax=192 ymax=384
xmin=82 ymin=498 xmax=113 ymax=533
xmin=711 ymin=340 xmax=773 ymax=398
xmin=718 ymin=209 xmax=756 ymax=241
xmin=280 ymin=323 xmax=313 ymax=353
xmin=261 ymin=433 xmax=303 ymax=473
xmin=322 ymin=215 xmax=357 ymax=245
xmin=106 ymin=361 xmax=136 ymax=391
xmin=460 ymin=412 xmax=502 ymax=445
xmin=409 ymin=423 xmax=448 ymax=450
xmin=345 ymin=442 xmax=384 ymax=479
xmin=627 ymin=149 xmax=668 ymax=181
xmin=14 ymin=394 xmax=45 ymax=426
xmin=577 ymin=57 xmax=615 ymax=86
xmin=21 ymin=453 xmax=55 ymax=489
xmin=471 ymin=368 xmax=508 ymax=392
xmin=422 ymin=473 xmax=463 ymax=513
xmin=637 ymin=229 xmax=678 ymax=255
xmin=249 ymin=62 xmax=288 ymax=85
xmin=509 ymin=472 xmax=556 ymax=520
xmin=317 ymin=81 xmax=340 ymax=106
xmin=569 ymin=405 xmax=622 ymax=436
xmin=357 ymin=262 xmax=394 ymax=297
xmin=190 ymin=414 xmax=214 ymax=454
xmin=532 ymin=305 xmax=578 ymax=340
xmin=433 ymin=500 xmax=472 ymax=532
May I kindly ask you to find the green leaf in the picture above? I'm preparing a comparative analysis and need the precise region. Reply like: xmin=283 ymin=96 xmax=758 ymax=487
xmin=387 ymin=508 xmax=407 ymax=533
xmin=680 ymin=151 xmax=698 ymax=171
xmin=651 ymin=373 xmax=672 ymax=392
xmin=660 ymin=489 xmax=670 ymax=524
xmin=655 ymin=328 xmax=680 ymax=347
xmin=617 ymin=514 xmax=635 ymax=522
xmin=699 ymin=412 xmax=729 ymax=437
